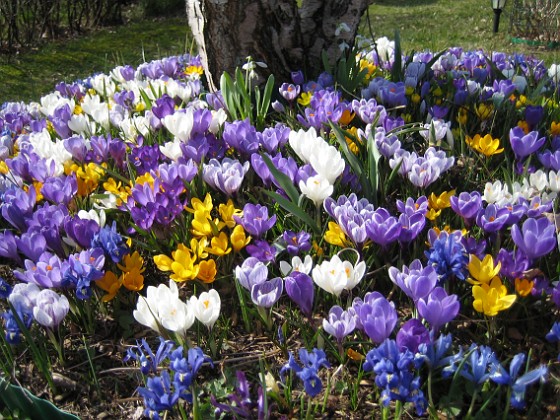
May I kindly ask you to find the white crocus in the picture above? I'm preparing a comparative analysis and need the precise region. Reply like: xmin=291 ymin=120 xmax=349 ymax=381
xmin=288 ymin=127 xmax=324 ymax=164
xmin=309 ymin=143 xmax=345 ymax=184
xmin=162 ymin=108 xmax=195 ymax=142
xmin=548 ymin=63 xmax=560 ymax=84
xmin=482 ymin=180 xmax=507 ymax=204
xmin=311 ymin=255 xmax=350 ymax=297
xmin=190 ymin=289 xmax=221 ymax=329
xmin=165 ymin=79 xmax=194 ymax=103
xmin=343 ymin=259 xmax=367 ymax=291
xmin=93 ymin=192 xmax=119 ymax=210
xmin=299 ymin=174 xmax=333 ymax=207
xmin=549 ymin=170 xmax=560 ymax=192
xmin=39 ymin=92 xmax=75 ymax=117
xmin=68 ymin=113 xmax=97 ymax=136
xmin=77 ymin=209 xmax=106 ymax=228
xmin=25 ymin=129 xmax=72 ymax=176
xmin=89 ymin=73 xmax=116 ymax=96
xmin=133 ymin=280 xmax=194 ymax=335
xmin=529 ymin=169 xmax=548 ymax=193
xmin=209 ymin=108 xmax=228 ymax=134
xmin=279 ymin=255 xmax=313 ymax=277
xmin=159 ymin=139 xmax=183 ymax=161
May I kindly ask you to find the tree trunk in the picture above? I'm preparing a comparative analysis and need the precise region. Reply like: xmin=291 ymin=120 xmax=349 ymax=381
xmin=186 ymin=0 xmax=373 ymax=91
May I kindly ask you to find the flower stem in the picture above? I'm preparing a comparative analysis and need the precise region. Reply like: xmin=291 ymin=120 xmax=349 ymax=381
xmin=466 ymin=387 xmax=479 ymax=419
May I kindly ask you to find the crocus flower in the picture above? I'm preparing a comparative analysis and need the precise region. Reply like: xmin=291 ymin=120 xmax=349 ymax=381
xmin=202 ymin=158 xmax=250 ymax=196
xmin=0 ymin=277 xmax=12 ymax=299
xmin=299 ymin=174 xmax=333 ymax=207
xmin=234 ymin=204 xmax=276 ymax=238
xmin=450 ymin=191 xmax=482 ymax=221
xmin=284 ymin=271 xmax=315 ymax=317
xmin=322 ymin=305 xmax=356 ymax=343
xmin=467 ymin=254 xmax=501 ymax=285
xmin=234 ymin=257 xmax=268 ymax=291
xmin=311 ymin=255 xmax=365 ymax=296
xmin=472 ymin=277 xmax=516 ymax=317
xmin=395 ymin=318 xmax=430 ymax=353
xmin=124 ymin=337 xmax=175 ymax=375
xmin=509 ymin=126 xmax=546 ymax=160
xmin=417 ymin=287 xmax=460 ymax=332
xmin=355 ymin=291 xmax=398 ymax=343
xmin=212 ymin=370 xmax=269 ymax=419
xmin=511 ymin=217 xmax=556 ymax=260
xmin=190 ymin=289 xmax=221 ymax=329
xmin=32 ymin=289 xmax=70 ymax=329
xmin=91 ymin=221 xmax=129 ymax=263
xmin=282 ymin=230 xmax=311 ymax=256
xmin=365 ymin=208 xmax=402 ymax=247
xmin=388 ymin=259 xmax=438 ymax=302
xmin=475 ymin=204 xmax=510 ymax=232
xmin=425 ymin=230 xmax=468 ymax=282
xmin=251 ymin=277 xmax=283 ymax=308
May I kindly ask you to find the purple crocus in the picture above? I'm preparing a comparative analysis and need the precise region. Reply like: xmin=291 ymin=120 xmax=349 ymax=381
xmin=450 ymin=191 xmax=483 ymax=221
xmin=282 ymin=230 xmax=311 ymax=256
xmin=279 ymin=83 xmax=301 ymax=101
xmin=202 ymin=158 xmax=250 ymax=196
xmin=234 ymin=204 xmax=277 ymax=238
xmin=246 ymin=239 xmax=276 ymax=263
xmin=388 ymin=259 xmax=438 ymax=302
xmin=15 ymin=231 xmax=47 ymax=261
xmin=251 ymin=277 xmax=283 ymax=308
xmin=475 ymin=203 xmax=510 ymax=232
xmin=41 ymin=174 xmax=78 ymax=206
xmin=284 ymin=272 xmax=315 ymax=318
xmin=32 ymin=289 xmax=70 ymax=329
xmin=322 ymin=305 xmax=357 ymax=343
xmin=365 ymin=208 xmax=402 ymax=247
xmin=396 ymin=318 xmax=430 ymax=353
xmin=234 ymin=257 xmax=268 ymax=291
xmin=510 ymin=217 xmax=556 ymax=260
xmin=416 ymin=287 xmax=460 ymax=333
xmin=354 ymin=291 xmax=398 ymax=344
xmin=509 ymin=126 xmax=546 ymax=160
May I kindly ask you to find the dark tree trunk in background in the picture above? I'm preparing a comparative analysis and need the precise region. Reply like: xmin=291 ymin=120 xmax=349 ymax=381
xmin=187 ymin=0 xmax=373 ymax=91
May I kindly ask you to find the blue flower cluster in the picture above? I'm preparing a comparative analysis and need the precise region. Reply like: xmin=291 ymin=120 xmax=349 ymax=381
xmin=124 ymin=337 xmax=213 ymax=419
xmin=280 ymin=348 xmax=330 ymax=397
xmin=363 ymin=338 xmax=427 ymax=416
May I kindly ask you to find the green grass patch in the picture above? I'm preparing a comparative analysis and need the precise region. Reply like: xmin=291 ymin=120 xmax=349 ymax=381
xmin=0 ymin=17 xmax=191 ymax=103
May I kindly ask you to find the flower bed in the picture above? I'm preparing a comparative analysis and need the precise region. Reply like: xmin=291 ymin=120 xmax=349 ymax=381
xmin=0 ymin=38 xmax=559 ymax=418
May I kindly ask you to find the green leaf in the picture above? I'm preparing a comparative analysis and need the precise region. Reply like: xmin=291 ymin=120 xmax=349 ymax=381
xmin=261 ymin=189 xmax=321 ymax=235
xmin=391 ymin=30 xmax=403 ymax=83
xmin=260 ymin=153 xmax=300 ymax=204
xmin=0 ymin=376 xmax=80 ymax=419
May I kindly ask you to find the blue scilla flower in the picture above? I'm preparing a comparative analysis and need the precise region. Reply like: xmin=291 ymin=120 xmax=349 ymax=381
xmin=91 ymin=221 xmax=129 ymax=263
xmin=364 ymin=339 xmax=427 ymax=416
xmin=280 ymin=348 xmax=330 ymax=397
xmin=490 ymin=353 xmax=548 ymax=410
xmin=425 ymin=230 xmax=468 ymax=282
xmin=124 ymin=337 xmax=175 ymax=375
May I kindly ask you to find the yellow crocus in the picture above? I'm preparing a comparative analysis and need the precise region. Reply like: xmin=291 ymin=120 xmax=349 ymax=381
xmin=324 ymin=221 xmax=351 ymax=248
xmin=66 ymin=162 xmax=105 ymax=196
xmin=551 ymin=121 xmax=560 ymax=136
xmin=154 ymin=243 xmax=199 ymax=282
xmin=117 ymin=251 xmax=145 ymax=274
xmin=0 ymin=161 xmax=9 ymax=174
xmin=169 ymin=247 xmax=199 ymax=282
xmin=467 ymin=254 xmax=501 ymax=285
xmin=514 ymin=278 xmax=534 ymax=297
xmin=230 ymin=225 xmax=251 ymax=252
xmin=425 ymin=208 xmax=441 ymax=221
xmin=517 ymin=120 xmax=529 ymax=134
xmin=338 ymin=109 xmax=355 ymax=126
xmin=96 ymin=271 xmax=122 ymax=302
xmin=207 ymin=231 xmax=232 ymax=256
xmin=359 ymin=59 xmax=377 ymax=81
xmin=135 ymin=172 xmax=155 ymax=188
xmin=197 ymin=259 xmax=217 ymax=283
xmin=428 ymin=190 xmax=455 ymax=211
xmin=218 ymin=199 xmax=242 ymax=230
xmin=121 ymin=267 xmax=144 ymax=291
xmin=472 ymin=277 xmax=516 ymax=317
xmin=190 ymin=237 xmax=209 ymax=260
xmin=475 ymin=103 xmax=494 ymax=120
xmin=191 ymin=211 xmax=216 ymax=238
xmin=186 ymin=193 xmax=213 ymax=215
xmin=297 ymin=91 xmax=312 ymax=106
xmin=465 ymin=134 xmax=504 ymax=157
